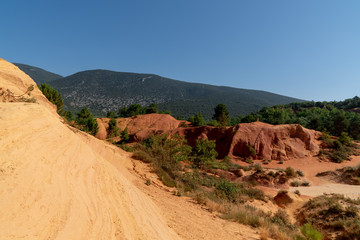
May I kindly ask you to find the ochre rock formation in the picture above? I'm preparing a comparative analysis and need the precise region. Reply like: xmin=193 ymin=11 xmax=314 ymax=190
xmin=228 ymin=122 xmax=320 ymax=161
xmin=96 ymin=114 xmax=184 ymax=140
xmin=102 ymin=115 xmax=320 ymax=161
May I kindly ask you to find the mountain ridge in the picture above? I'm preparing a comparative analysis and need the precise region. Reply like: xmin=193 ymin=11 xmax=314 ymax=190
xmin=15 ymin=63 xmax=304 ymax=119
xmin=13 ymin=63 xmax=63 ymax=84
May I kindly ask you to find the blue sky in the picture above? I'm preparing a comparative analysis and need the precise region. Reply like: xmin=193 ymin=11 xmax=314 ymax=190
xmin=2 ymin=0 xmax=360 ymax=101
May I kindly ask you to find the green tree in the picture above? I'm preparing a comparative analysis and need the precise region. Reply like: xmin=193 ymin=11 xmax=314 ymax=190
xmin=63 ymin=110 xmax=74 ymax=122
xmin=118 ymin=104 xmax=145 ymax=117
xmin=213 ymin=103 xmax=229 ymax=127
xmin=107 ymin=111 xmax=118 ymax=119
xmin=128 ymin=104 xmax=144 ymax=116
xmin=189 ymin=113 xmax=205 ymax=126
xmin=145 ymin=103 xmax=158 ymax=114
xmin=349 ymin=116 xmax=360 ymax=139
xmin=332 ymin=111 xmax=349 ymax=136
xmin=298 ymin=223 xmax=323 ymax=240
xmin=76 ymin=108 xmax=98 ymax=136
xmin=191 ymin=139 xmax=218 ymax=168
xmin=120 ymin=128 xmax=130 ymax=143
xmin=38 ymin=83 xmax=64 ymax=114
xmin=108 ymin=118 xmax=119 ymax=137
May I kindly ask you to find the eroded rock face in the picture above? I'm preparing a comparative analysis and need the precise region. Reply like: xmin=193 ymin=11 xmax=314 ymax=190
xmin=228 ymin=122 xmax=320 ymax=161
xmin=96 ymin=114 xmax=185 ymax=140
xmin=98 ymin=115 xmax=321 ymax=161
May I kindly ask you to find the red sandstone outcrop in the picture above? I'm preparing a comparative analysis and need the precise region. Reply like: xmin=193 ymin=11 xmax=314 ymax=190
xmin=228 ymin=122 xmax=320 ymax=161
xmin=96 ymin=113 xmax=184 ymax=140
xmin=97 ymin=115 xmax=321 ymax=161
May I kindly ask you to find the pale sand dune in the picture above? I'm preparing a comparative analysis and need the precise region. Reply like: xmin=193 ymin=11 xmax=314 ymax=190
xmin=0 ymin=58 xmax=258 ymax=239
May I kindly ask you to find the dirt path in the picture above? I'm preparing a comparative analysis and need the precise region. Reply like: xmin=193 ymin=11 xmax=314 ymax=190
xmin=265 ymin=156 xmax=360 ymax=199
xmin=290 ymin=183 xmax=360 ymax=199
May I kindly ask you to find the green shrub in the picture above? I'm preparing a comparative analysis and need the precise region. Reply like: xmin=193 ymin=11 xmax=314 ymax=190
xmin=106 ymin=111 xmax=118 ymax=118
xmin=108 ymin=118 xmax=119 ymax=137
xmin=189 ymin=113 xmax=205 ymax=126
xmin=120 ymin=128 xmax=130 ymax=143
xmin=291 ymin=181 xmax=301 ymax=187
xmin=215 ymin=179 xmax=240 ymax=201
xmin=156 ymin=169 xmax=176 ymax=188
xmin=193 ymin=192 xmax=207 ymax=205
xmin=191 ymin=139 xmax=218 ymax=168
xmin=285 ymin=167 xmax=297 ymax=178
xmin=245 ymin=158 xmax=253 ymax=164
xmin=241 ymin=187 xmax=265 ymax=201
xmin=222 ymin=206 xmax=261 ymax=228
xmin=75 ymin=108 xmax=98 ymax=135
xmin=296 ymin=170 xmax=304 ymax=177
xmin=339 ymin=132 xmax=352 ymax=146
xmin=254 ymin=163 xmax=263 ymax=172
xmin=301 ymin=181 xmax=310 ymax=187
xmin=271 ymin=209 xmax=290 ymax=227
xmin=39 ymin=83 xmax=64 ymax=113
xmin=329 ymin=148 xmax=349 ymax=163
xmin=246 ymin=144 xmax=257 ymax=157
xmin=299 ymin=223 xmax=323 ymax=240
xmin=134 ymin=134 xmax=191 ymax=187
xmin=133 ymin=150 xmax=154 ymax=163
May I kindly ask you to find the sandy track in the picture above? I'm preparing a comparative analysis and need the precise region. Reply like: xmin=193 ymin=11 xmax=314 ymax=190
xmin=290 ymin=184 xmax=360 ymax=199
xmin=258 ymin=155 xmax=360 ymax=200
xmin=0 ymin=102 xmax=180 ymax=240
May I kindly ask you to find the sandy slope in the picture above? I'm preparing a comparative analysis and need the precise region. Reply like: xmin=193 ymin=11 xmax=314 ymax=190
xmin=0 ymin=59 xmax=178 ymax=239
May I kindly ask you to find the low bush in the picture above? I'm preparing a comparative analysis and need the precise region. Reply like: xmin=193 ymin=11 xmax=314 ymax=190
xmin=133 ymin=150 xmax=154 ymax=163
xmin=296 ymin=170 xmax=304 ymax=177
xmin=285 ymin=167 xmax=297 ymax=178
xmin=215 ymin=179 xmax=240 ymax=201
xmin=298 ymin=223 xmax=323 ymax=240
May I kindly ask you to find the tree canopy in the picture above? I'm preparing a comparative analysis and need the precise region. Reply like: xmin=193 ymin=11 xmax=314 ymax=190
xmin=76 ymin=108 xmax=98 ymax=136
xmin=213 ymin=103 xmax=229 ymax=126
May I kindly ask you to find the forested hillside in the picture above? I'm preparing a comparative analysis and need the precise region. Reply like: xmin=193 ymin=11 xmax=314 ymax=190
xmin=47 ymin=69 xmax=302 ymax=119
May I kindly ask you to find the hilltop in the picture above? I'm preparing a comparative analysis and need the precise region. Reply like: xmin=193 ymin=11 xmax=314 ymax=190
xmin=15 ymin=63 xmax=303 ymax=119
xmin=13 ymin=63 xmax=63 ymax=84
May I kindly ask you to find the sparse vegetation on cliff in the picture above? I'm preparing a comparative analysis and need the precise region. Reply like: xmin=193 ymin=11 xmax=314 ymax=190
xmin=39 ymin=83 xmax=63 ymax=113
xmin=297 ymin=194 xmax=360 ymax=239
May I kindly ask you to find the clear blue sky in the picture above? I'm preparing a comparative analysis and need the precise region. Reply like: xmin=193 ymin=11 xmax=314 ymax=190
xmin=2 ymin=0 xmax=360 ymax=101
